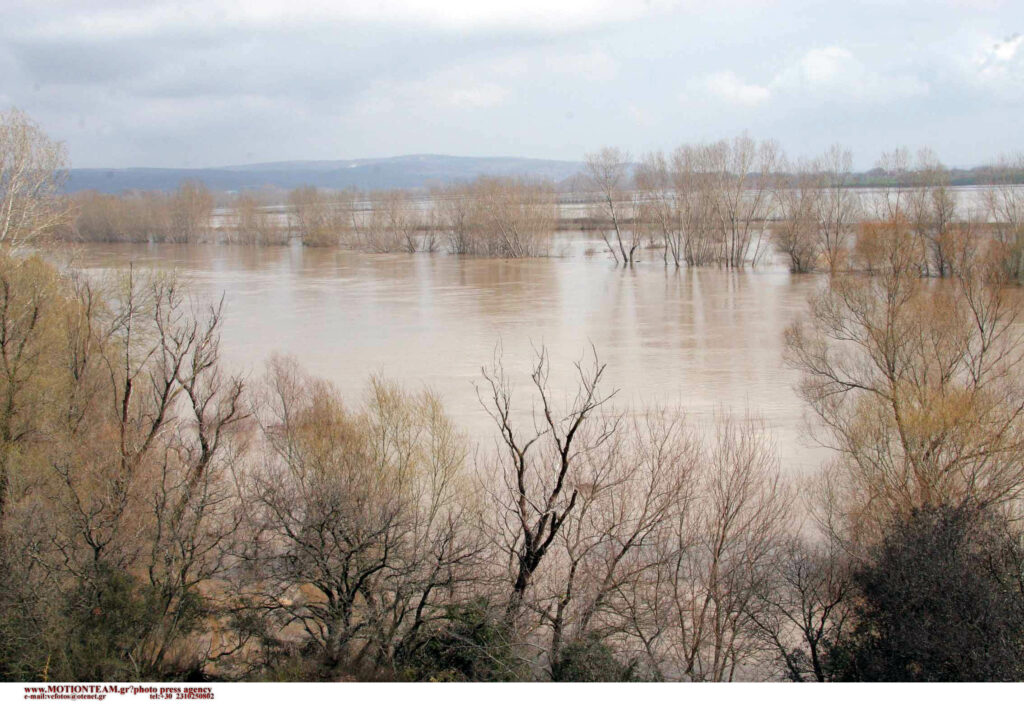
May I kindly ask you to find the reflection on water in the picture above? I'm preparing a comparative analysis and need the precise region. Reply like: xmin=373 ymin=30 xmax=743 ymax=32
xmin=66 ymin=236 xmax=830 ymax=475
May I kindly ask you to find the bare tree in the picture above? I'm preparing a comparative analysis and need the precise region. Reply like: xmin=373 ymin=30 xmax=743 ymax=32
xmin=71 ymin=191 xmax=175 ymax=243
xmin=241 ymin=359 xmax=481 ymax=675
xmin=168 ymin=180 xmax=214 ymax=244
xmin=816 ymin=145 xmax=860 ymax=274
xmin=635 ymin=152 xmax=685 ymax=267
xmin=231 ymin=192 xmax=285 ymax=246
xmin=363 ymin=190 xmax=423 ymax=253
xmin=620 ymin=413 xmax=791 ymax=681
xmin=541 ymin=410 xmax=698 ymax=679
xmin=478 ymin=346 xmax=618 ymax=618
xmin=0 ymin=254 xmax=62 ymax=525
xmin=72 ymin=191 xmax=127 ymax=242
xmin=872 ymin=149 xmax=909 ymax=217
xmin=582 ymin=148 xmax=638 ymax=265
xmin=657 ymin=136 xmax=780 ymax=268
xmin=907 ymin=148 xmax=958 ymax=277
xmin=704 ymin=136 xmax=780 ymax=268
xmin=0 ymin=108 xmax=72 ymax=248
xmin=746 ymin=532 xmax=852 ymax=681
xmin=476 ymin=178 xmax=557 ymax=258
xmin=0 ymin=262 xmax=251 ymax=678
xmin=773 ymin=158 xmax=823 ymax=273
xmin=983 ymin=154 xmax=1024 ymax=282
xmin=433 ymin=184 xmax=479 ymax=255
xmin=669 ymin=145 xmax=719 ymax=267
xmin=785 ymin=227 xmax=1024 ymax=524
xmin=289 ymin=186 xmax=352 ymax=247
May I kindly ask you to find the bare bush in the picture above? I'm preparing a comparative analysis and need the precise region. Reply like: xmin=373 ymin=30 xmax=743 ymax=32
xmin=70 ymin=182 xmax=215 ymax=244
xmin=168 ymin=180 xmax=214 ymax=244
xmin=72 ymin=191 xmax=173 ymax=243
xmin=361 ymin=190 xmax=424 ymax=253
xmin=433 ymin=178 xmax=555 ymax=258
xmin=432 ymin=184 xmax=479 ymax=255
xmin=289 ymin=186 xmax=355 ymax=247
xmin=474 ymin=178 xmax=557 ymax=258
xmin=230 ymin=192 xmax=287 ymax=246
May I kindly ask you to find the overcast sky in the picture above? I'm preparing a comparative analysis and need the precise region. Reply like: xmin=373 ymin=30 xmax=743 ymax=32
xmin=2 ymin=0 xmax=1021 ymax=169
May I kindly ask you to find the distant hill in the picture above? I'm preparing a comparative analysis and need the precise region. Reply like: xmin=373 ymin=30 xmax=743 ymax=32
xmin=65 ymin=154 xmax=1024 ymax=195
xmin=66 ymin=154 xmax=584 ymax=194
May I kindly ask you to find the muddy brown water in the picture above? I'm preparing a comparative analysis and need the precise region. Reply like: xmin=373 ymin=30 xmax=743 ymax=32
xmin=67 ymin=235 xmax=831 ymax=475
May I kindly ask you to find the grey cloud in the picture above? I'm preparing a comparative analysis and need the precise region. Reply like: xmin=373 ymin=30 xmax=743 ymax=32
xmin=1 ymin=0 xmax=1022 ymax=169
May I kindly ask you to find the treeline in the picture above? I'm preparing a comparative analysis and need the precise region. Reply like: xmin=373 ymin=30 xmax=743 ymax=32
xmin=582 ymin=139 xmax=780 ymax=266
xmin=66 ymin=178 xmax=558 ymax=257
xmin=3 ymin=241 xmax=1024 ymax=682
xmin=580 ymin=139 xmax=1024 ymax=277
xmin=766 ymin=146 xmax=1024 ymax=279
xmin=60 ymin=137 xmax=1024 ymax=282
xmin=71 ymin=180 xmax=216 ymax=244
xmin=288 ymin=178 xmax=557 ymax=256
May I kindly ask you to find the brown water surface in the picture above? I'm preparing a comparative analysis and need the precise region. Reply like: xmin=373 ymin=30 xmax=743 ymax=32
xmin=68 ymin=237 xmax=829 ymax=474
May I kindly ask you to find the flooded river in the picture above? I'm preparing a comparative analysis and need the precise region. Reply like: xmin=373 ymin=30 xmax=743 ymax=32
xmin=69 ymin=235 xmax=830 ymax=475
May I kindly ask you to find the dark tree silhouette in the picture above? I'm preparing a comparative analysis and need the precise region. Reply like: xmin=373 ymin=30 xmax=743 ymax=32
xmin=833 ymin=504 xmax=1024 ymax=681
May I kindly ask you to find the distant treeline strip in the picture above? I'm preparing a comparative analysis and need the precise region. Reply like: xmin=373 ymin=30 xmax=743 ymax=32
xmin=59 ymin=138 xmax=1024 ymax=282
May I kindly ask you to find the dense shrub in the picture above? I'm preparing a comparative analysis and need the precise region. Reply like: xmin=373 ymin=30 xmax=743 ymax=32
xmin=831 ymin=504 xmax=1024 ymax=681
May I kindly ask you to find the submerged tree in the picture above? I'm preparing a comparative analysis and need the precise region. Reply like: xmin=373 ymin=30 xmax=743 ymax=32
xmin=582 ymin=148 xmax=638 ymax=265
xmin=907 ymin=149 xmax=958 ymax=278
xmin=432 ymin=178 xmax=555 ymax=258
xmin=815 ymin=145 xmax=859 ymax=274
xmin=984 ymin=154 xmax=1024 ymax=282
xmin=168 ymin=180 xmax=214 ymax=244
xmin=231 ymin=192 xmax=286 ymax=246
xmin=773 ymin=158 xmax=824 ymax=274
